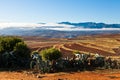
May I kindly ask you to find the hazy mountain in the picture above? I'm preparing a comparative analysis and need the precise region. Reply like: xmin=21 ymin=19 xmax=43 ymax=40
xmin=59 ymin=22 xmax=120 ymax=29
xmin=0 ymin=22 xmax=120 ymax=38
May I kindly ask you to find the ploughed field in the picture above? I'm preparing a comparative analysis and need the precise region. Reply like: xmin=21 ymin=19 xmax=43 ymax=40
xmin=24 ymin=34 xmax=120 ymax=58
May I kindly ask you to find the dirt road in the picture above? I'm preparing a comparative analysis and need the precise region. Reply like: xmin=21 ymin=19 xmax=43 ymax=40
xmin=0 ymin=70 xmax=120 ymax=80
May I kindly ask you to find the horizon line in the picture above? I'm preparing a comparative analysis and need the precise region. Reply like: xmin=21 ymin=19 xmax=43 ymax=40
xmin=0 ymin=21 xmax=120 ymax=24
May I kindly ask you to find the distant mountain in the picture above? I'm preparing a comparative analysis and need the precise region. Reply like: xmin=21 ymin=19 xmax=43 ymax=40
xmin=0 ymin=22 xmax=120 ymax=38
xmin=59 ymin=22 xmax=120 ymax=29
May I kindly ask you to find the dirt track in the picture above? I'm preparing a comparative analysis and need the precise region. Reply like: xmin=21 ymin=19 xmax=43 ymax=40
xmin=0 ymin=70 xmax=120 ymax=80
xmin=0 ymin=71 xmax=37 ymax=80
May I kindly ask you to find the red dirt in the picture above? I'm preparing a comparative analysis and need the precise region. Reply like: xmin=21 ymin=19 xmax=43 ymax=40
xmin=64 ymin=43 xmax=115 ymax=56
xmin=60 ymin=47 xmax=74 ymax=58
xmin=41 ymin=71 xmax=120 ymax=80
xmin=1 ymin=70 xmax=120 ymax=80
xmin=0 ymin=71 xmax=38 ymax=80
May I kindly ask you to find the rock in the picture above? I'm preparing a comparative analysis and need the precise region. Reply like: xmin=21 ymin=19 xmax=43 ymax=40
xmin=36 ymin=75 xmax=41 ymax=78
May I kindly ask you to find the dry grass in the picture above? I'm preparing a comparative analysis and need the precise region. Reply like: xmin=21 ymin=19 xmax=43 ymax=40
xmin=23 ymin=34 xmax=120 ymax=57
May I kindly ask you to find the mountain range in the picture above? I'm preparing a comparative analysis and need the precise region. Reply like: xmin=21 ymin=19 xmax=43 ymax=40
xmin=59 ymin=22 xmax=120 ymax=29
xmin=0 ymin=22 xmax=120 ymax=38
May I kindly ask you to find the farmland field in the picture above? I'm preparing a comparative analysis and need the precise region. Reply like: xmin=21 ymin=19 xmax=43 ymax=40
xmin=24 ymin=34 xmax=120 ymax=58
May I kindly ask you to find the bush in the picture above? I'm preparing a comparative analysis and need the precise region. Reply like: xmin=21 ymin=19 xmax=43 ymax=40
xmin=73 ymin=50 xmax=80 ymax=54
xmin=40 ymin=48 xmax=62 ymax=61
xmin=14 ymin=42 xmax=30 ymax=59
xmin=0 ymin=37 xmax=22 ymax=53
xmin=0 ymin=36 xmax=31 ymax=68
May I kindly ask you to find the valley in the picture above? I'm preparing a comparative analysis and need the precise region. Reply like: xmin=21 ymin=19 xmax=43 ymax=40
xmin=24 ymin=34 xmax=120 ymax=58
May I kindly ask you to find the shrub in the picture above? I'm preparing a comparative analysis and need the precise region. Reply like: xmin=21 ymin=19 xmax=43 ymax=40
xmin=14 ymin=42 xmax=30 ymax=59
xmin=0 ymin=37 xmax=22 ymax=53
xmin=40 ymin=48 xmax=62 ymax=61
xmin=73 ymin=50 xmax=80 ymax=54
xmin=0 ymin=36 xmax=31 ymax=68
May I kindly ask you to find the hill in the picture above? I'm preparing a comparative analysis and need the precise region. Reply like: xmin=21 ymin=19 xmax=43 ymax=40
xmin=0 ymin=22 xmax=120 ymax=38
xmin=59 ymin=22 xmax=120 ymax=29
xmin=23 ymin=34 xmax=120 ymax=58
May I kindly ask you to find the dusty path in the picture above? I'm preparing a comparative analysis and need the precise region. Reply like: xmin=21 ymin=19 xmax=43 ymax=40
xmin=0 ymin=71 xmax=38 ymax=80
xmin=41 ymin=71 xmax=120 ymax=80
xmin=0 ymin=70 xmax=120 ymax=80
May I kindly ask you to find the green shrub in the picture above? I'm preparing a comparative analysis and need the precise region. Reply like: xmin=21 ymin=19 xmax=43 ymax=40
xmin=14 ymin=42 xmax=30 ymax=59
xmin=73 ymin=50 xmax=80 ymax=54
xmin=0 ymin=36 xmax=31 ymax=68
xmin=40 ymin=48 xmax=62 ymax=61
xmin=0 ymin=37 xmax=22 ymax=53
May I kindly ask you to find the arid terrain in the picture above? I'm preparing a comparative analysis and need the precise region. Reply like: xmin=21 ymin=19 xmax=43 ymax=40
xmin=0 ymin=70 xmax=120 ymax=80
xmin=1 ymin=34 xmax=120 ymax=80
xmin=24 ymin=34 xmax=120 ymax=58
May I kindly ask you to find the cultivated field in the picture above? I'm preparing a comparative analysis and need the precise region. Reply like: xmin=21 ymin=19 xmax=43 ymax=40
xmin=24 ymin=34 xmax=120 ymax=58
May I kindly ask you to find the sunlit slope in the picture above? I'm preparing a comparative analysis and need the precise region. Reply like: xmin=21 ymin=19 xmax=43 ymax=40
xmin=54 ymin=35 xmax=120 ymax=57
xmin=24 ymin=34 xmax=120 ymax=57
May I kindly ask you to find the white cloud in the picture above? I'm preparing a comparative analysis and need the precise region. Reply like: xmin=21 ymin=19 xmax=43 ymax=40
xmin=0 ymin=23 xmax=41 ymax=29
xmin=0 ymin=22 xmax=120 ymax=31
xmin=0 ymin=22 xmax=73 ymax=29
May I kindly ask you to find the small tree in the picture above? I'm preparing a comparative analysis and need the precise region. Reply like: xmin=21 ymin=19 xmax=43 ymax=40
xmin=40 ymin=48 xmax=62 ymax=61
xmin=14 ymin=42 xmax=30 ymax=59
xmin=0 ymin=36 xmax=31 ymax=68
xmin=0 ymin=37 xmax=22 ymax=53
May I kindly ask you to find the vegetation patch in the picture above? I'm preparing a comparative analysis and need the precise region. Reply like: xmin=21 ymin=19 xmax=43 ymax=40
xmin=0 ymin=36 xmax=31 ymax=69
xmin=40 ymin=48 xmax=62 ymax=61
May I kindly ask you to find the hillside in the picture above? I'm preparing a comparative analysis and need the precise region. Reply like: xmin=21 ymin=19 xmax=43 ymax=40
xmin=24 ymin=34 xmax=120 ymax=58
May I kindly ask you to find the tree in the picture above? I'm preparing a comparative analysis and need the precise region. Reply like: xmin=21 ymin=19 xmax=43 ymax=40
xmin=14 ymin=42 xmax=30 ymax=59
xmin=40 ymin=48 xmax=62 ymax=61
xmin=0 ymin=37 xmax=22 ymax=53
xmin=0 ymin=36 xmax=31 ymax=68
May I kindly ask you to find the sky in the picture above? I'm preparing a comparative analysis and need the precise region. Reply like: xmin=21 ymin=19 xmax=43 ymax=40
xmin=0 ymin=0 xmax=120 ymax=24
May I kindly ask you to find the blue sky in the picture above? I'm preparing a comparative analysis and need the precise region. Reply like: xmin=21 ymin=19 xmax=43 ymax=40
xmin=0 ymin=0 xmax=120 ymax=23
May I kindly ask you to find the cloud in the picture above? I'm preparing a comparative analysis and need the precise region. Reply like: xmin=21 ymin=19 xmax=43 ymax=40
xmin=0 ymin=22 xmax=120 ymax=31
xmin=0 ymin=22 xmax=73 ymax=29
xmin=0 ymin=23 xmax=42 ymax=29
